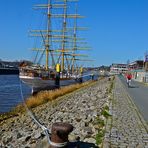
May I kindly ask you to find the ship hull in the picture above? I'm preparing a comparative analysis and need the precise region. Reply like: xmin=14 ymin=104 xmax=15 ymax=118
xmin=19 ymin=75 xmax=78 ymax=93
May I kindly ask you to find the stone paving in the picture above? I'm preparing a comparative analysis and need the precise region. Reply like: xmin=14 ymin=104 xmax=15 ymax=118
xmin=104 ymin=76 xmax=148 ymax=148
xmin=0 ymin=78 xmax=110 ymax=148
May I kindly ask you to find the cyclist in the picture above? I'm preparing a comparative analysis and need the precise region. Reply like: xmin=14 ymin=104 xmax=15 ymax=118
xmin=126 ymin=73 xmax=132 ymax=87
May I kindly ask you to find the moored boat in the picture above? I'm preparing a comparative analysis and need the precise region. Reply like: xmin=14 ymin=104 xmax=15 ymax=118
xmin=19 ymin=0 xmax=92 ymax=93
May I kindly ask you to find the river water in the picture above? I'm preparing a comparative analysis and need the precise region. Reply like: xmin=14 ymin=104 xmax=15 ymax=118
xmin=0 ymin=75 xmax=31 ymax=113
xmin=0 ymin=72 xmax=98 ymax=113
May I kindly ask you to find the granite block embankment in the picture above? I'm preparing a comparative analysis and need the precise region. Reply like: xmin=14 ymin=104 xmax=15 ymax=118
xmin=0 ymin=78 xmax=111 ymax=148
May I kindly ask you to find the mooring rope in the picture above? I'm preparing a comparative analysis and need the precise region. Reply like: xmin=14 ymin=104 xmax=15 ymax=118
xmin=19 ymin=81 xmax=51 ymax=141
xmin=19 ymin=80 xmax=68 ymax=147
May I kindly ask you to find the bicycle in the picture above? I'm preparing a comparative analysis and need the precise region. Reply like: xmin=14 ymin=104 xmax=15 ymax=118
xmin=127 ymin=79 xmax=131 ymax=87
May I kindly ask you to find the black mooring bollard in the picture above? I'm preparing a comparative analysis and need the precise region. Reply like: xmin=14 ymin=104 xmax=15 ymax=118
xmin=79 ymin=77 xmax=82 ymax=83
xmin=55 ymin=72 xmax=60 ymax=88
xmin=49 ymin=122 xmax=73 ymax=148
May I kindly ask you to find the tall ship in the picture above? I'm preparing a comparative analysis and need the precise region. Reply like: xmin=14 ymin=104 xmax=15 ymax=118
xmin=19 ymin=0 xmax=92 ymax=93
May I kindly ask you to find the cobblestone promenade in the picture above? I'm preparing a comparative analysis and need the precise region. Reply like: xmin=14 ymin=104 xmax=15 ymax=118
xmin=104 ymin=77 xmax=148 ymax=148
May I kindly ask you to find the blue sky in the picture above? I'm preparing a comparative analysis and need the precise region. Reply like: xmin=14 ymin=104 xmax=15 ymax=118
xmin=0 ymin=0 xmax=148 ymax=66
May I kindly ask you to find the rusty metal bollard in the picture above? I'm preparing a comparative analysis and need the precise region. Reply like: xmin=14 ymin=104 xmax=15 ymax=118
xmin=49 ymin=122 xmax=73 ymax=148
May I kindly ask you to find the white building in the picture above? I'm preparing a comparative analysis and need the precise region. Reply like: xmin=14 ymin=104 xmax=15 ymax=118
xmin=110 ymin=63 xmax=128 ymax=75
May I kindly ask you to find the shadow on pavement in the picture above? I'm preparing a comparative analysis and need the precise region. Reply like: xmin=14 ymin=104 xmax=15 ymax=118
xmin=128 ymin=85 xmax=139 ymax=88
xmin=37 ymin=138 xmax=98 ymax=148
xmin=68 ymin=141 xmax=98 ymax=148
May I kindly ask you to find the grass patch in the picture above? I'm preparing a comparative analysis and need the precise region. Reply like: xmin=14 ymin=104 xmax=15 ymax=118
xmin=104 ymin=105 xmax=109 ymax=111
xmin=101 ymin=104 xmax=111 ymax=120
xmin=0 ymin=105 xmax=24 ymax=123
xmin=95 ymin=104 xmax=112 ymax=146
xmin=26 ymin=81 xmax=95 ymax=109
xmin=95 ymin=77 xmax=114 ymax=147
xmin=94 ymin=116 xmax=105 ymax=146
xmin=101 ymin=109 xmax=111 ymax=119
xmin=96 ymin=129 xmax=105 ymax=145
xmin=97 ymin=118 xmax=105 ymax=128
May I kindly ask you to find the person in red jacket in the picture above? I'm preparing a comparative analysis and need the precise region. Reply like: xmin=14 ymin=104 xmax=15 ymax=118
xmin=126 ymin=73 xmax=132 ymax=87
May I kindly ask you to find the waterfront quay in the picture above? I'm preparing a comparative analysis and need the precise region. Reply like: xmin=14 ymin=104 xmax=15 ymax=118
xmin=0 ymin=76 xmax=148 ymax=147
xmin=0 ymin=78 xmax=111 ymax=147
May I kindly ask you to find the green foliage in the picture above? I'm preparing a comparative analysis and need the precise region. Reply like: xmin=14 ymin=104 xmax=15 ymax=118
xmin=95 ymin=116 xmax=105 ymax=146
xmin=96 ymin=129 xmax=105 ymax=145
xmin=104 ymin=105 xmax=109 ymax=111
xmin=101 ymin=109 xmax=111 ymax=119
xmin=97 ymin=118 xmax=105 ymax=127
xmin=95 ymin=105 xmax=111 ymax=146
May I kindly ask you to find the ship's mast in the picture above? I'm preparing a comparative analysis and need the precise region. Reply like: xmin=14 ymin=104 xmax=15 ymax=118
xmin=71 ymin=4 xmax=78 ymax=73
xmin=61 ymin=0 xmax=67 ymax=72
xmin=31 ymin=1 xmax=69 ymax=69
xmin=31 ymin=0 xmax=91 ymax=72
xmin=45 ymin=0 xmax=51 ymax=70
xmin=58 ymin=1 xmax=91 ymax=73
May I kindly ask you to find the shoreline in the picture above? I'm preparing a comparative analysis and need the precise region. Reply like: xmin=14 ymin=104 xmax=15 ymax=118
xmin=0 ymin=68 xmax=19 ymax=75
xmin=0 ymin=79 xmax=101 ymax=122
xmin=0 ymin=77 xmax=113 ymax=147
